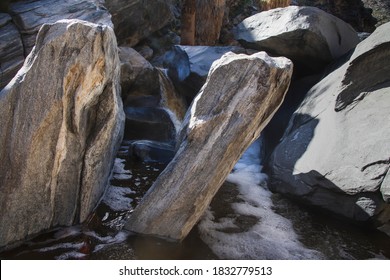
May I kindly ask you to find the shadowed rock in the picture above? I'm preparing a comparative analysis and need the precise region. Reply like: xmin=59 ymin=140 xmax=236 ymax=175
xmin=125 ymin=51 xmax=293 ymax=241
xmin=119 ymin=47 xmax=160 ymax=106
xmin=104 ymin=0 xmax=173 ymax=46
xmin=9 ymin=0 xmax=112 ymax=56
xmin=124 ymin=107 xmax=177 ymax=143
xmin=0 ymin=13 xmax=24 ymax=89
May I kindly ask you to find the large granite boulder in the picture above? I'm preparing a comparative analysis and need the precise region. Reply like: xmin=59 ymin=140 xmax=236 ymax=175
xmin=234 ymin=6 xmax=359 ymax=73
xmin=9 ymin=0 xmax=112 ymax=55
xmin=269 ymin=22 xmax=390 ymax=230
xmin=0 ymin=19 xmax=125 ymax=248
xmin=104 ymin=0 xmax=173 ymax=46
xmin=164 ymin=45 xmax=246 ymax=103
xmin=0 ymin=13 xmax=24 ymax=89
xmin=125 ymin=51 xmax=293 ymax=241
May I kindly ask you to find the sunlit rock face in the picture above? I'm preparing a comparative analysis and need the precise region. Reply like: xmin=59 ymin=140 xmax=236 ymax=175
xmin=125 ymin=51 xmax=293 ymax=241
xmin=0 ymin=19 xmax=124 ymax=248
xmin=234 ymin=6 xmax=359 ymax=73
xmin=269 ymin=22 xmax=390 ymax=231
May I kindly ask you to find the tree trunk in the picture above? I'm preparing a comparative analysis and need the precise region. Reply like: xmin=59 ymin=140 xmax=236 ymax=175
xmin=195 ymin=0 xmax=226 ymax=45
xmin=181 ymin=0 xmax=196 ymax=45
xmin=259 ymin=0 xmax=291 ymax=11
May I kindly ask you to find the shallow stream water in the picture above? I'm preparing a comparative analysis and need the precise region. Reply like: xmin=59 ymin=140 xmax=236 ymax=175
xmin=1 ymin=140 xmax=389 ymax=260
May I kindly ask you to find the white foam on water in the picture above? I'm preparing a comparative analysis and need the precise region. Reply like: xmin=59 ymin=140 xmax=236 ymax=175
xmin=163 ymin=107 xmax=182 ymax=134
xmin=112 ymin=158 xmax=132 ymax=180
xmin=102 ymin=212 xmax=109 ymax=222
xmin=56 ymin=251 xmax=87 ymax=260
xmin=36 ymin=242 xmax=84 ymax=253
xmin=103 ymin=214 xmax=128 ymax=231
xmin=113 ymin=173 xmax=133 ymax=180
xmin=53 ymin=226 xmax=82 ymax=239
xmin=198 ymin=139 xmax=323 ymax=260
xmin=92 ymin=231 xmax=130 ymax=253
xmin=102 ymin=186 xmax=134 ymax=211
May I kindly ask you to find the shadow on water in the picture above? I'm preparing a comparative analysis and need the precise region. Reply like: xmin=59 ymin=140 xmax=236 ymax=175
xmin=272 ymin=193 xmax=390 ymax=259
xmin=268 ymin=109 xmax=390 ymax=259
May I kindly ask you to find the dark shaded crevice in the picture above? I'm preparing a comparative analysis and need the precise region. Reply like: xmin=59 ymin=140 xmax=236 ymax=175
xmin=361 ymin=159 xmax=390 ymax=171
xmin=75 ymin=82 xmax=113 ymax=224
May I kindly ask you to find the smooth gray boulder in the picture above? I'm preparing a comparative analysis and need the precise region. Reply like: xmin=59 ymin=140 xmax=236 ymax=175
xmin=9 ymin=0 xmax=112 ymax=55
xmin=0 ymin=19 xmax=125 ymax=248
xmin=104 ymin=0 xmax=173 ymax=46
xmin=269 ymin=22 xmax=390 ymax=228
xmin=0 ymin=13 xmax=24 ymax=89
xmin=125 ymin=51 xmax=293 ymax=241
xmin=234 ymin=6 xmax=360 ymax=73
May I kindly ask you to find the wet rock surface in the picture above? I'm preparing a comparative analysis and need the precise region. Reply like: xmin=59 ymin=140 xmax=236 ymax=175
xmin=129 ymin=140 xmax=175 ymax=164
xmin=124 ymin=107 xmax=177 ymax=143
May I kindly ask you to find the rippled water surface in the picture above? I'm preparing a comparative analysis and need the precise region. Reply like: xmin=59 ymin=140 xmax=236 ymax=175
xmin=1 ymin=140 xmax=389 ymax=260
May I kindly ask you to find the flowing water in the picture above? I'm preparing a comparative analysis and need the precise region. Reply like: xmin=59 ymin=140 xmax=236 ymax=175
xmin=1 ymin=139 xmax=390 ymax=260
